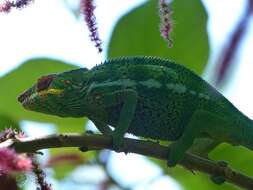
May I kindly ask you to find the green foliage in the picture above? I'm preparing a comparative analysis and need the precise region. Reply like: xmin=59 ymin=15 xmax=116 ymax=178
xmin=0 ymin=114 xmax=19 ymax=130
xmin=163 ymin=163 xmax=235 ymax=190
xmin=168 ymin=144 xmax=253 ymax=190
xmin=108 ymin=0 xmax=209 ymax=75
xmin=210 ymin=144 xmax=253 ymax=189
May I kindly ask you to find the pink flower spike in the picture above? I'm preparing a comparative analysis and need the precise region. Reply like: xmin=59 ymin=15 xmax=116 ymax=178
xmin=80 ymin=0 xmax=103 ymax=53
xmin=159 ymin=0 xmax=173 ymax=47
xmin=0 ymin=148 xmax=32 ymax=174
xmin=0 ymin=1 xmax=13 ymax=13
xmin=16 ymin=155 xmax=32 ymax=171
xmin=32 ymin=157 xmax=52 ymax=190
xmin=0 ymin=0 xmax=33 ymax=13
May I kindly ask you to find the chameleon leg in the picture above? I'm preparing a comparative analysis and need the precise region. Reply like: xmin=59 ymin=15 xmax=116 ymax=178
xmin=98 ymin=89 xmax=138 ymax=151
xmin=188 ymin=138 xmax=220 ymax=158
xmin=189 ymin=138 xmax=226 ymax=185
xmin=210 ymin=161 xmax=228 ymax=185
xmin=93 ymin=120 xmax=113 ymax=135
xmin=167 ymin=110 xmax=213 ymax=167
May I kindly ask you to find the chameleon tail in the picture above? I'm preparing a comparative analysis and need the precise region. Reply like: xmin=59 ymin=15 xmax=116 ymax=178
xmin=229 ymin=116 xmax=253 ymax=151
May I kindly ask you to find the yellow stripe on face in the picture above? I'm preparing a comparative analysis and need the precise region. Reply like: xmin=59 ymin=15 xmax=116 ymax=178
xmin=38 ymin=88 xmax=63 ymax=96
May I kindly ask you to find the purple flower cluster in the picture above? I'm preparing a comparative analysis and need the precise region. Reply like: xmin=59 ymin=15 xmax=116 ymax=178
xmin=216 ymin=0 xmax=253 ymax=84
xmin=80 ymin=0 xmax=103 ymax=53
xmin=32 ymin=157 xmax=52 ymax=190
xmin=0 ymin=129 xmax=31 ymax=175
xmin=159 ymin=0 xmax=173 ymax=47
xmin=0 ymin=0 xmax=33 ymax=13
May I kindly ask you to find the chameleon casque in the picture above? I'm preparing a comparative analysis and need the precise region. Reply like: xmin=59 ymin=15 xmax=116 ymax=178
xmin=18 ymin=56 xmax=253 ymax=168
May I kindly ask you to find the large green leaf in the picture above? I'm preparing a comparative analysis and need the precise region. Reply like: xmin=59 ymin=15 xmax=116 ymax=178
xmin=166 ymin=164 xmax=238 ymax=190
xmin=151 ymin=154 xmax=238 ymax=190
xmin=108 ymin=0 xmax=209 ymax=74
xmin=0 ymin=58 xmax=87 ymax=132
xmin=0 ymin=114 xmax=19 ymax=130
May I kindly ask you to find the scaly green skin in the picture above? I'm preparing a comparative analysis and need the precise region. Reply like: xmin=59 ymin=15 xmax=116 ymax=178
xmin=18 ymin=56 xmax=253 ymax=167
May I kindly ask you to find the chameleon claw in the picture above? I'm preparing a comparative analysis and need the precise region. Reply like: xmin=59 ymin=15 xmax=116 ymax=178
xmin=210 ymin=160 xmax=228 ymax=185
xmin=210 ymin=175 xmax=226 ymax=185
xmin=217 ymin=160 xmax=228 ymax=167
xmin=79 ymin=146 xmax=89 ymax=152
xmin=167 ymin=143 xmax=185 ymax=167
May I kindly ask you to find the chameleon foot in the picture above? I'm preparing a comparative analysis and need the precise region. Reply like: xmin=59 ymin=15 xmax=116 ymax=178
xmin=210 ymin=161 xmax=228 ymax=185
xmin=167 ymin=142 xmax=185 ymax=167
xmin=210 ymin=175 xmax=226 ymax=185
xmin=79 ymin=146 xmax=89 ymax=152
xmin=111 ymin=133 xmax=123 ymax=152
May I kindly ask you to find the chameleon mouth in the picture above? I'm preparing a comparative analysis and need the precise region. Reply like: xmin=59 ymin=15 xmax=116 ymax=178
xmin=18 ymin=88 xmax=63 ymax=107
xmin=18 ymin=88 xmax=33 ymax=105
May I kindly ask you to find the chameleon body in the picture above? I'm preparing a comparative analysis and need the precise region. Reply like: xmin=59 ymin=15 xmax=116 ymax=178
xmin=18 ymin=56 xmax=253 ymax=167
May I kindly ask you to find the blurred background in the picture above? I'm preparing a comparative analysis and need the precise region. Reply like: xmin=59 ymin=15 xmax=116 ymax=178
xmin=0 ymin=0 xmax=253 ymax=189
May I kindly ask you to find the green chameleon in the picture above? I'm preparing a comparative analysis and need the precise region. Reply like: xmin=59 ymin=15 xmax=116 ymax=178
xmin=18 ymin=56 xmax=253 ymax=168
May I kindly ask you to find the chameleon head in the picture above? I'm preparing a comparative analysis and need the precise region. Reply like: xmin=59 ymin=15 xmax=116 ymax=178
xmin=17 ymin=68 xmax=89 ymax=117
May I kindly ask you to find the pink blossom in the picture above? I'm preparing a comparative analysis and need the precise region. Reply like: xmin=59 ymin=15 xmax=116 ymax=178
xmin=0 ymin=1 xmax=12 ymax=13
xmin=0 ymin=128 xmax=16 ymax=143
xmin=0 ymin=0 xmax=33 ymax=13
xmin=16 ymin=155 xmax=32 ymax=170
xmin=0 ymin=148 xmax=32 ymax=174
xmin=159 ymin=0 xmax=173 ymax=47
xmin=0 ymin=128 xmax=26 ymax=143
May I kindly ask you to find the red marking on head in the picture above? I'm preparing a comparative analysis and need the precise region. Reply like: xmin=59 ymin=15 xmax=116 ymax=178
xmin=37 ymin=75 xmax=54 ymax=92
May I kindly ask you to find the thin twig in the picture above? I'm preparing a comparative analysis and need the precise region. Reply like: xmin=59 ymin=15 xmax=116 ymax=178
xmin=1 ymin=133 xmax=253 ymax=189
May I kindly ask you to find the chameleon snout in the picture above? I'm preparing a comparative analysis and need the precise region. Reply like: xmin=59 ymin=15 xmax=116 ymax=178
xmin=18 ymin=88 xmax=32 ymax=104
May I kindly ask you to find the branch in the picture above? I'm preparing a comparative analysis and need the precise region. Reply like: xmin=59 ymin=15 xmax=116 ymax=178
xmin=1 ymin=133 xmax=253 ymax=189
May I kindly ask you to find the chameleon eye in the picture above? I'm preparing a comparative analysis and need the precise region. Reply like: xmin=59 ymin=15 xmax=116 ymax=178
xmin=37 ymin=75 xmax=54 ymax=92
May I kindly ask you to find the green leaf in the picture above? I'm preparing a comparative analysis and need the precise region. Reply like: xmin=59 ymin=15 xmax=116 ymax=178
xmin=150 ymin=157 xmax=237 ymax=190
xmin=0 ymin=58 xmax=87 ymax=132
xmin=166 ymin=143 xmax=253 ymax=190
xmin=0 ymin=114 xmax=19 ymax=130
xmin=167 ymin=167 xmax=238 ymax=190
xmin=107 ymin=0 xmax=209 ymax=74
xmin=153 ymin=144 xmax=249 ymax=190
xmin=210 ymin=144 xmax=253 ymax=185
